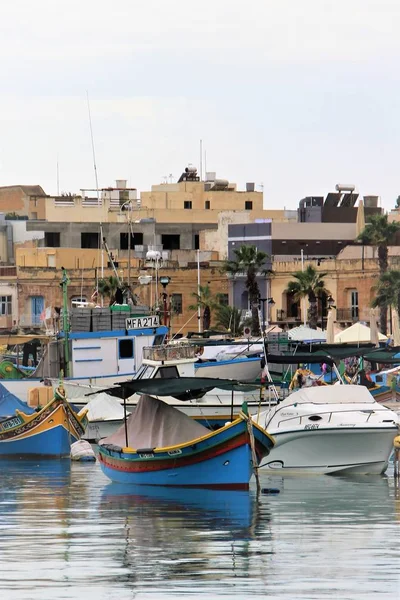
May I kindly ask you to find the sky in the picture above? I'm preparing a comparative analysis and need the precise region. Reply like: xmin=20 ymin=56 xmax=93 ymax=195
xmin=0 ymin=0 xmax=400 ymax=210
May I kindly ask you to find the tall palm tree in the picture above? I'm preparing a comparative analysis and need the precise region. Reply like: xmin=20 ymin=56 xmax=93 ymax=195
xmin=188 ymin=284 xmax=216 ymax=331
xmin=372 ymin=270 xmax=400 ymax=316
xmin=358 ymin=214 xmax=400 ymax=333
xmin=223 ymin=245 xmax=269 ymax=335
xmin=285 ymin=265 xmax=329 ymax=329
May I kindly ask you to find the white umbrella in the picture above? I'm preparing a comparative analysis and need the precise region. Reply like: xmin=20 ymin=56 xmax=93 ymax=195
xmin=334 ymin=322 xmax=387 ymax=344
xmin=392 ymin=308 xmax=400 ymax=346
xmin=326 ymin=308 xmax=336 ymax=344
xmin=370 ymin=308 xmax=379 ymax=347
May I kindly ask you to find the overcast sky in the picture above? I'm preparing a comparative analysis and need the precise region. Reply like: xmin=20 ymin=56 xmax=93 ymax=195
xmin=0 ymin=0 xmax=399 ymax=210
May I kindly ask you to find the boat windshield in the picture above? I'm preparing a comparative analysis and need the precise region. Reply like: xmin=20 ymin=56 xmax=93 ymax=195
xmin=136 ymin=365 xmax=155 ymax=380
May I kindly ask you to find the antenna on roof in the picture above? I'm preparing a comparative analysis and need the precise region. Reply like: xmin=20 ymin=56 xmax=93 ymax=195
xmin=86 ymin=91 xmax=104 ymax=297
xmin=56 ymin=155 xmax=60 ymax=196
xmin=199 ymin=139 xmax=203 ymax=181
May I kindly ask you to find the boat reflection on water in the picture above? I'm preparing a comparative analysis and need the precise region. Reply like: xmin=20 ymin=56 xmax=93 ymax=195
xmin=99 ymin=483 xmax=271 ymax=588
xmin=100 ymin=483 xmax=257 ymax=532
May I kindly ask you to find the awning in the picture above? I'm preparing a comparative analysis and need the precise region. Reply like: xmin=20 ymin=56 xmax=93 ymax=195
xmin=0 ymin=335 xmax=52 ymax=345
xmin=266 ymin=353 xmax=335 ymax=365
xmin=87 ymin=377 xmax=259 ymax=401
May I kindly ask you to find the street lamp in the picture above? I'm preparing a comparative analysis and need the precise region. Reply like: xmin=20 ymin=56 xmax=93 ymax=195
xmin=119 ymin=200 xmax=134 ymax=288
xmin=259 ymin=297 xmax=275 ymax=331
xmin=160 ymin=276 xmax=171 ymax=327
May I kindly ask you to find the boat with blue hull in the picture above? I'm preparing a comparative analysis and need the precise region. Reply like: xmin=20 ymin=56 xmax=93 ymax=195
xmin=0 ymin=383 xmax=87 ymax=457
xmin=98 ymin=381 xmax=274 ymax=489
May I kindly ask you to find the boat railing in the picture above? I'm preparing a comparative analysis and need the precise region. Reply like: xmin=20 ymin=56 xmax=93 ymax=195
xmin=275 ymin=407 xmax=377 ymax=429
xmin=143 ymin=345 xmax=197 ymax=362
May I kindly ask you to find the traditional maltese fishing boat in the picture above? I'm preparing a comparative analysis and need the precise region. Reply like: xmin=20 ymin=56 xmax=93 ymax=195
xmin=0 ymin=383 xmax=87 ymax=457
xmin=98 ymin=378 xmax=275 ymax=489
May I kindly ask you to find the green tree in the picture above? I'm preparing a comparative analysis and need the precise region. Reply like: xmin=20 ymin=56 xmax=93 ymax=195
xmin=357 ymin=214 xmax=400 ymax=334
xmin=214 ymin=304 xmax=249 ymax=336
xmin=372 ymin=270 xmax=400 ymax=315
xmin=223 ymin=245 xmax=269 ymax=335
xmin=97 ymin=276 xmax=119 ymax=305
xmin=188 ymin=285 xmax=217 ymax=331
xmin=285 ymin=265 xmax=329 ymax=330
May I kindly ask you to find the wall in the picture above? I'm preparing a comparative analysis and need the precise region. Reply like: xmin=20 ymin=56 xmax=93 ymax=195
xmin=0 ymin=281 xmax=18 ymax=329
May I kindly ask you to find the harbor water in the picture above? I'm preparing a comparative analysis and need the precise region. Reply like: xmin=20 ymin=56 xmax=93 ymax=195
xmin=0 ymin=460 xmax=399 ymax=600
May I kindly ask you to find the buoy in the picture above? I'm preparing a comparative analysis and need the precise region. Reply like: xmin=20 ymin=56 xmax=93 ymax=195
xmin=261 ymin=488 xmax=280 ymax=494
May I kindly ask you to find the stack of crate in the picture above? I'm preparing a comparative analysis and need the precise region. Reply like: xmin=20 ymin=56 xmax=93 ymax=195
xmin=70 ymin=308 xmax=92 ymax=332
xmin=92 ymin=308 xmax=112 ymax=332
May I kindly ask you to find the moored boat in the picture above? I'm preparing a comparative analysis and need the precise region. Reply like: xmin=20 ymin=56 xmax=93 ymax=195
xmin=98 ymin=386 xmax=274 ymax=489
xmin=0 ymin=383 xmax=87 ymax=457
xmin=256 ymin=385 xmax=399 ymax=475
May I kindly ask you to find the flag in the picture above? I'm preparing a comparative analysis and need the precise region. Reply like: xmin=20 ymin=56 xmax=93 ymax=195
xmin=40 ymin=307 xmax=52 ymax=321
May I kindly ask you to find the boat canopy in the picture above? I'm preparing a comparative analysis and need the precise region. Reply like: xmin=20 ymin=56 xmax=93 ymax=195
xmin=278 ymin=384 xmax=375 ymax=406
xmin=91 ymin=377 xmax=259 ymax=400
xmin=99 ymin=394 xmax=210 ymax=449
xmin=0 ymin=382 xmax=35 ymax=417
xmin=362 ymin=348 xmax=400 ymax=364
xmin=266 ymin=344 xmax=391 ymax=365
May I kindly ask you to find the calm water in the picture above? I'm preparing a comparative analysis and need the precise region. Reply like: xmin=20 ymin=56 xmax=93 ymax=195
xmin=0 ymin=460 xmax=399 ymax=600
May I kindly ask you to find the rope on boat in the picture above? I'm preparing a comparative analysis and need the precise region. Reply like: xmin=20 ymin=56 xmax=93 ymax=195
xmin=246 ymin=416 xmax=260 ymax=492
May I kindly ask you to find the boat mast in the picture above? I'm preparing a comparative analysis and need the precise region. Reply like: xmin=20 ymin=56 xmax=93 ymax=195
xmin=61 ymin=267 xmax=70 ymax=377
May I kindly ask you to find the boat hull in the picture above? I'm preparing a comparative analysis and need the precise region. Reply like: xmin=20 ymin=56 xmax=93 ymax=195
xmin=0 ymin=397 xmax=87 ymax=457
xmin=98 ymin=417 xmax=274 ymax=488
xmin=261 ymin=426 xmax=397 ymax=475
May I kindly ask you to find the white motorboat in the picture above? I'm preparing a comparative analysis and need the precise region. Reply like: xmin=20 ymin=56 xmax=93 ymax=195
xmin=255 ymin=385 xmax=399 ymax=475
xmin=67 ymin=344 xmax=272 ymax=440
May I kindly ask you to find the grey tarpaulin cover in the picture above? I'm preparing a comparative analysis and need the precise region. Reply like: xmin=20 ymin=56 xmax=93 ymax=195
xmin=98 ymin=394 xmax=211 ymax=449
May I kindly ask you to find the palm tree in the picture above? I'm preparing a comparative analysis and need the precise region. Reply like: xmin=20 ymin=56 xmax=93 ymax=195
xmin=97 ymin=276 xmax=119 ymax=305
xmin=223 ymin=245 xmax=269 ymax=335
xmin=188 ymin=285 xmax=216 ymax=331
xmin=357 ymin=214 xmax=400 ymax=333
xmin=372 ymin=270 xmax=400 ymax=316
xmin=285 ymin=265 xmax=329 ymax=329
xmin=214 ymin=305 xmax=245 ymax=336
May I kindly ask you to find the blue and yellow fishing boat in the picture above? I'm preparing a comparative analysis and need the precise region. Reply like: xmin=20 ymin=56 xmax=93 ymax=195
xmin=98 ymin=378 xmax=275 ymax=489
xmin=0 ymin=383 xmax=87 ymax=457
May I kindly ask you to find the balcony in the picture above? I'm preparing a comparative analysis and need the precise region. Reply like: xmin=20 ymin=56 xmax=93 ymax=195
xmin=336 ymin=308 xmax=370 ymax=322
xmin=276 ymin=309 xmax=302 ymax=323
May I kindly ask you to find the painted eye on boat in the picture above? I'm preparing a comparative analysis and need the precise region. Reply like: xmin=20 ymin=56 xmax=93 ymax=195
xmin=223 ymin=460 xmax=230 ymax=466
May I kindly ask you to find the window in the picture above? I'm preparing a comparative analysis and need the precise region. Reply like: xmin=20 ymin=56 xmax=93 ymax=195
xmin=71 ymin=297 xmax=87 ymax=307
xmin=194 ymin=234 xmax=199 ymax=250
xmin=44 ymin=232 xmax=60 ymax=247
xmin=245 ymin=201 xmax=253 ymax=210
xmin=120 ymin=232 xmax=143 ymax=250
xmin=153 ymin=334 xmax=165 ymax=346
xmin=184 ymin=200 xmax=192 ymax=209
xmin=171 ymin=293 xmax=183 ymax=314
xmin=205 ymin=200 xmax=210 ymax=209
xmin=218 ymin=294 xmax=229 ymax=306
xmin=154 ymin=366 xmax=179 ymax=379
xmin=162 ymin=234 xmax=180 ymax=250
xmin=0 ymin=296 xmax=12 ymax=315
xmin=81 ymin=232 xmax=99 ymax=249
xmin=350 ymin=290 xmax=359 ymax=319
xmin=119 ymin=339 xmax=134 ymax=359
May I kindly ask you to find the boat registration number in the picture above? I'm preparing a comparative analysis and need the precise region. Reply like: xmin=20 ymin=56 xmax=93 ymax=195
xmin=304 ymin=424 xmax=319 ymax=430
xmin=126 ymin=316 xmax=160 ymax=330
xmin=0 ymin=416 xmax=22 ymax=431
